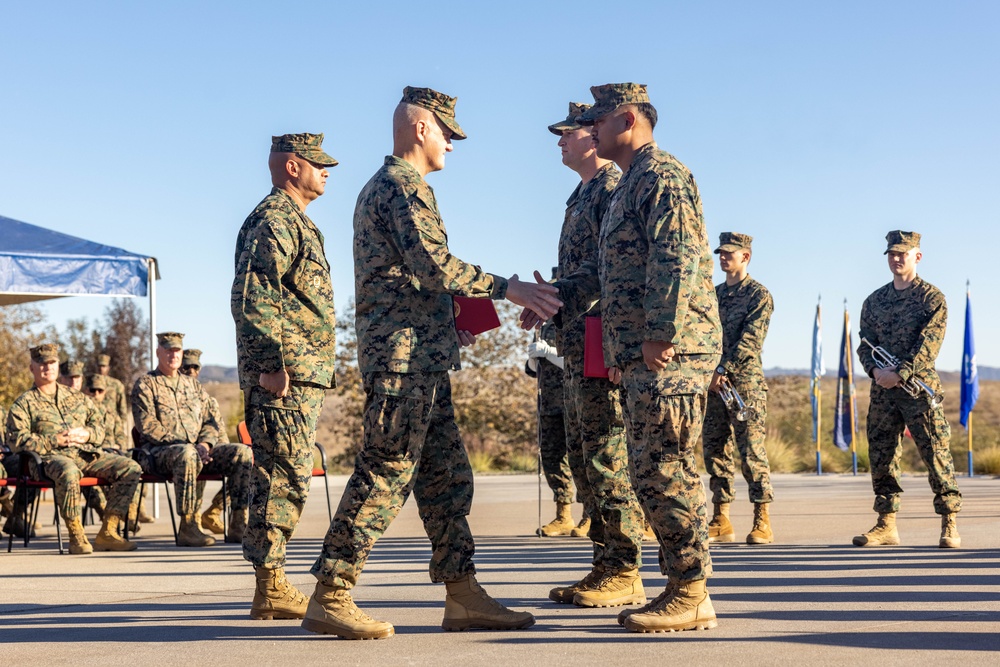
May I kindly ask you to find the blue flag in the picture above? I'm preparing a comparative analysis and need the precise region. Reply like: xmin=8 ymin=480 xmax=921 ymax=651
xmin=960 ymin=286 xmax=979 ymax=428
xmin=810 ymin=299 xmax=825 ymax=442
xmin=833 ymin=306 xmax=856 ymax=451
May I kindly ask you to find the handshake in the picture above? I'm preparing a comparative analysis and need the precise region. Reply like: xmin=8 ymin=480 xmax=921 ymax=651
xmin=505 ymin=270 xmax=562 ymax=330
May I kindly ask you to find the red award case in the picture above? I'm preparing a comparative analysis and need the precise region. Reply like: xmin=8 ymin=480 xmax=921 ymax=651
xmin=453 ymin=296 xmax=501 ymax=335
xmin=584 ymin=316 xmax=610 ymax=378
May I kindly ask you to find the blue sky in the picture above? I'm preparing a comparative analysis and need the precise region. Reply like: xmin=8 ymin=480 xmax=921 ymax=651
xmin=2 ymin=1 xmax=997 ymax=372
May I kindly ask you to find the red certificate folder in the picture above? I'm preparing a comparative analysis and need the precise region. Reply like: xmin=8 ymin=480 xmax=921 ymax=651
xmin=584 ymin=316 xmax=610 ymax=378
xmin=453 ymin=296 xmax=501 ymax=335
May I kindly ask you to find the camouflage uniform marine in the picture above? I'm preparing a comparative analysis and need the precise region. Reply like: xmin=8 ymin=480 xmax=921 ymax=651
xmin=557 ymin=84 xmax=722 ymax=630
xmin=528 ymin=320 xmax=574 ymax=509
xmin=856 ymin=231 xmax=961 ymax=538
xmin=2 ymin=404 xmax=38 ymax=537
xmin=132 ymin=334 xmax=252 ymax=532
xmin=182 ymin=349 xmax=231 ymax=533
xmin=0 ymin=404 xmax=15 ymax=522
xmin=701 ymin=232 xmax=774 ymax=542
xmin=553 ymin=132 xmax=645 ymax=580
xmin=231 ymin=133 xmax=338 ymax=573
xmin=87 ymin=375 xmax=128 ymax=452
xmin=6 ymin=345 xmax=141 ymax=530
xmin=312 ymin=91 xmax=510 ymax=595
xmin=79 ymin=373 xmax=130 ymax=517
xmin=95 ymin=354 xmax=129 ymax=432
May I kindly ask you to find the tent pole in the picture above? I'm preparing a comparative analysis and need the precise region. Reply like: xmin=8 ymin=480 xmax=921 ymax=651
xmin=147 ymin=258 xmax=160 ymax=519
xmin=148 ymin=258 xmax=157 ymax=370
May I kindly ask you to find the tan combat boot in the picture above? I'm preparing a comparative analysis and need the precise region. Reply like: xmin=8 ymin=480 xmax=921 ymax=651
xmin=301 ymin=583 xmax=395 ymax=639
xmin=94 ymin=513 xmax=138 ymax=551
xmin=853 ymin=512 xmax=900 ymax=547
xmin=250 ymin=567 xmax=309 ymax=620
xmin=226 ymin=508 xmax=247 ymax=544
xmin=939 ymin=513 xmax=961 ymax=548
xmin=178 ymin=514 xmax=216 ymax=547
xmin=66 ymin=517 xmax=93 ymax=555
xmin=537 ymin=502 xmax=575 ymax=537
xmin=624 ymin=578 xmax=717 ymax=633
xmin=570 ymin=512 xmax=591 ymax=538
xmin=572 ymin=568 xmax=645 ymax=608
xmin=708 ymin=503 xmax=735 ymax=543
xmin=746 ymin=503 xmax=774 ymax=545
xmin=549 ymin=566 xmax=605 ymax=603
xmin=201 ymin=499 xmax=226 ymax=535
xmin=617 ymin=581 xmax=676 ymax=626
xmin=442 ymin=574 xmax=535 ymax=631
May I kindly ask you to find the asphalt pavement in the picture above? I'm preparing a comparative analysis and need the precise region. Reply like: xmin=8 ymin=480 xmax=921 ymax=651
xmin=2 ymin=472 xmax=999 ymax=665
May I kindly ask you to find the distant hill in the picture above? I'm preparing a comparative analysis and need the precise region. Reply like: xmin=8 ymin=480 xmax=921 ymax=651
xmin=200 ymin=365 xmax=239 ymax=383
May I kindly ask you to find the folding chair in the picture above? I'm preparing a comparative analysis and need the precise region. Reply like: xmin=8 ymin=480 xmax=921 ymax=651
xmin=131 ymin=429 xmax=228 ymax=546
xmin=237 ymin=420 xmax=333 ymax=522
xmin=7 ymin=451 xmax=128 ymax=554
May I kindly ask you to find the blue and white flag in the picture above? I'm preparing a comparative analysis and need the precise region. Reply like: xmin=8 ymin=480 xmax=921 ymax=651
xmin=833 ymin=305 xmax=856 ymax=451
xmin=810 ymin=298 xmax=825 ymax=442
xmin=960 ymin=285 xmax=979 ymax=428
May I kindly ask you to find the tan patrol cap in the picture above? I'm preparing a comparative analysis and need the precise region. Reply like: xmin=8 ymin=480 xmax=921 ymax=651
xmin=59 ymin=360 xmax=84 ymax=377
xmin=30 ymin=343 xmax=60 ymax=363
xmin=182 ymin=349 xmax=203 ymax=368
xmin=577 ymin=83 xmax=650 ymax=125
xmin=548 ymin=102 xmax=591 ymax=135
xmin=884 ymin=230 xmax=921 ymax=254
xmin=715 ymin=232 xmax=753 ymax=253
xmin=156 ymin=332 xmax=184 ymax=349
xmin=96 ymin=353 xmax=111 ymax=366
xmin=270 ymin=133 xmax=339 ymax=167
xmin=401 ymin=86 xmax=467 ymax=140
xmin=86 ymin=374 xmax=108 ymax=391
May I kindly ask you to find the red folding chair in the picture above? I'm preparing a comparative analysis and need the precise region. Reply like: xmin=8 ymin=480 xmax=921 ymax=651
xmin=131 ymin=428 xmax=229 ymax=546
xmin=7 ymin=451 xmax=119 ymax=554
xmin=237 ymin=421 xmax=332 ymax=522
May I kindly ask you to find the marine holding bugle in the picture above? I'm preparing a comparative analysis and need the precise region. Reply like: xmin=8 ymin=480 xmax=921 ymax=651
xmin=860 ymin=337 xmax=943 ymax=406
xmin=853 ymin=230 xmax=962 ymax=550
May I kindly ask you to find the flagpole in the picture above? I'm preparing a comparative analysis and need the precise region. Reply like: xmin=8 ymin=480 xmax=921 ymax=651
xmin=815 ymin=296 xmax=823 ymax=475
xmin=846 ymin=300 xmax=858 ymax=476
xmin=816 ymin=389 xmax=822 ymax=475
xmin=967 ymin=412 xmax=974 ymax=478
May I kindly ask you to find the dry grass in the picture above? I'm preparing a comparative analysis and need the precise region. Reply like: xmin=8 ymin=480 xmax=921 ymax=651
xmin=203 ymin=374 xmax=1000 ymax=476
xmin=973 ymin=446 xmax=1000 ymax=476
xmin=762 ymin=428 xmax=799 ymax=473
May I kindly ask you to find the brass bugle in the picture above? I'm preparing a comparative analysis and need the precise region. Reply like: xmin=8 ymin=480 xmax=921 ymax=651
xmin=717 ymin=379 xmax=751 ymax=422
xmin=860 ymin=337 xmax=944 ymax=407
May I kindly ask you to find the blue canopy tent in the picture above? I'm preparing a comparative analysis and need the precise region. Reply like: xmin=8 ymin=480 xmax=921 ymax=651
xmin=0 ymin=214 xmax=160 ymax=361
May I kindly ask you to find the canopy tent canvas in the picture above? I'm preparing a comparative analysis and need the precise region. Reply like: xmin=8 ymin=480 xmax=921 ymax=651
xmin=0 ymin=214 xmax=160 ymax=362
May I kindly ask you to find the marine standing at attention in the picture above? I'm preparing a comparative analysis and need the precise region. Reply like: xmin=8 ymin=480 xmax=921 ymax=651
xmin=544 ymin=102 xmax=646 ymax=610
xmin=701 ymin=232 xmax=775 ymax=545
xmin=232 ymin=133 xmax=339 ymax=620
xmin=853 ymin=230 xmax=961 ymax=548
xmin=550 ymin=83 xmax=722 ymax=633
